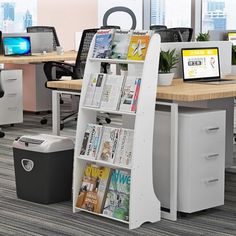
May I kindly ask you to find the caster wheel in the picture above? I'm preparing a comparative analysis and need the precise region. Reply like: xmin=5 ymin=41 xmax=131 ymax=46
xmin=40 ymin=118 xmax=47 ymax=125
xmin=60 ymin=123 xmax=64 ymax=130
xmin=35 ymin=111 xmax=40 ymax=115
xmin=0 ymin=132 xmax=5 ymax=138
xmin=60 ymin=99 xmax=64 ymax=104
xmin=10 ymin=124 xmax=14 ymax=127
xmin=47 ymin=110 xmax=52 ymax=114
xmin=105 ymin=118 xmax=111 ymax=124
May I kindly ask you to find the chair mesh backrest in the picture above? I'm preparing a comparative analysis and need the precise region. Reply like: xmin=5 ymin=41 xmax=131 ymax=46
xmin=74 ymin=28 xmax=99 ymax=79
xmin=155 ymin=29 xmax=183 ymax=42
xmin=170 ymin=27 xmax=193 ymax=42
xmin=150 ymin=25 xmax=167 ymax=31
xmin=26 ymin=26 xmax=60 ymax=50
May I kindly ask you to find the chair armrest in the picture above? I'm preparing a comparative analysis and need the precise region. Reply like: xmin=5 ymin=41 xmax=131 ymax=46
xmin=43 ymin=61 xmax=76 ymax=81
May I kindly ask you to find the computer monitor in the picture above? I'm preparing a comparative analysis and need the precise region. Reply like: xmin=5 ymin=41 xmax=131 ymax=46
xmin=182 ymin=47 xmax=220 ymax=81
xmin=227 ymin=32 xmax=236 ymax=46
xmin=3 ymin=36 xmax=31 ymax=56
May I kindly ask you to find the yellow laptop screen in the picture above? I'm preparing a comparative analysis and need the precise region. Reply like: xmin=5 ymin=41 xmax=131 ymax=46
xmin=182 ymin=48 xmax=220 ymax=80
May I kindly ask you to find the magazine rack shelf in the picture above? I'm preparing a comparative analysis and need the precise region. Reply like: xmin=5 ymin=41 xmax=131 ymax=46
xmin=72 ymin=33 xmax=161 ymax=229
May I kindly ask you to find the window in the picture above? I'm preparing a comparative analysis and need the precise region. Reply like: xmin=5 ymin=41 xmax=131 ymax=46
xmin=0 ymin=0 xmax=37 ymax=33
xmin=151 ymin=0 xmax=191 ymax=28
xmin=202 ymin=0 xmax=236 ymax=32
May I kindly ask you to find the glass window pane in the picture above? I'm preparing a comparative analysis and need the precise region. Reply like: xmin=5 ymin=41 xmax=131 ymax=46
xmin=151 ymin=0 xmax=191 ymax=28
xmin=202 ymin=0 xmax=236 ymax=32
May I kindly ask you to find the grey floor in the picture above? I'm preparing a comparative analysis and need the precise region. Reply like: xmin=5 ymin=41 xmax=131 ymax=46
xmin=0 ymin=111 xmax=236 ymax=236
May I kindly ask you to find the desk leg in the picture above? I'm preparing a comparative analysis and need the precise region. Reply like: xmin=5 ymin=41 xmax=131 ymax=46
xmin=52 ymin=90 xmax=60 ymax=135
xmin=156 ymin=102 xmax=178 ymax=221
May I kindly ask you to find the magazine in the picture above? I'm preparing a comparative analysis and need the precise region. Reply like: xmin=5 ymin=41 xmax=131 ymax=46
xmin=84 ymin=73 xmax=107 ymax=108
xmin=100 ymin=74 xmax=125 ymax=111
xmin=114 ymin=128 xmax=134 ymax=167
xmin=127 ymin=30 xmax=152 ymax=61
xmin=80 ymin=124 xmax=103 ymax=159
xmin=97 ymin=126 xmax=120 ymax=163
xmin=103 ymin=169 xmax=131 ymax=221
xmin=110 ymin=30 xmax=133 ymax=59
xmin=76 ymin=163 xmax=111 ymax=213
xmin=93 ymin=29 xmax=114 ymax=58
xmin=119 ymin=76 xmax=141 ymax=113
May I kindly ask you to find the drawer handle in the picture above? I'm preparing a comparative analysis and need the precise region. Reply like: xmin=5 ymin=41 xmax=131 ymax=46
xmin=205 ymin=153 xmax=220 ymax=160
xmin=205 ymin=127 xmax=220 ymax=133
xmin=7 ymin=93 xmax=17 ymax=97
xmin=6 ymin=78 xmax=17 ymax=81
xmin=204 ymin=178 xmax=219 ymax=184
xmin=8 ymin=107 xmax=17 ymax=111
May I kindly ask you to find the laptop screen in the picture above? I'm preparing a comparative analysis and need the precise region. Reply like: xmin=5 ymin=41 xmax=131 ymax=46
xmin=182 ymin=47 xmax=220 ymax=81
xmin=3 ymin=36 xmax=31 ymax=56
xmin=228 ymin=32 xmax=236 ymax=46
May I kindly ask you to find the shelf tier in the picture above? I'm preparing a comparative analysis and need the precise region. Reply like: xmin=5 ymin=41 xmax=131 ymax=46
xmin=75 ymin=207 xmax=129 ymax=225
xmin=89 ymin=58 xmax=144 ymax=64
xmin=82 ymin=106 xmax=136 ymax=116
xmin=77 ymin=156 xmax=132 ymax=170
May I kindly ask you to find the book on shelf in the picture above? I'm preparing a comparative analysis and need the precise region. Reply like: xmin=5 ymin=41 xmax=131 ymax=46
xmin=127 ymin=30 xmax=152 ymax=61
xmin=93 ymin=29 xmax=115 ymax=59
xmin=80 ymin=124 xmax=103 ymax=159
xmin=103 ymin=169 xmax=131 ymax=221
xmin=97 ymin=126 xmax=120 ymax=163
xmin=76 ymin=163 xmax=111 ymax=213
xmin=119 ymin=76 xmax=141 ymax=113
xmin=114 ymin=128 xmax=134 ymax=167
xmin=110 ymin=30 xmax=133 ymax=60
xmin=100 ymin=74 xmax=125 ymax=111
xmin=84 ymin=73 xmax=107 ymax=108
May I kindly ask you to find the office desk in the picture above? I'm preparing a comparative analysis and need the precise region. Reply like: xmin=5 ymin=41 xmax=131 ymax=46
xmin=0 ymin=51 xmax=77 ymax=64
xmin=1 ymin=51 xmax=77 ymax=112
xmin=47 ymin=76 xmax=236 ymax=220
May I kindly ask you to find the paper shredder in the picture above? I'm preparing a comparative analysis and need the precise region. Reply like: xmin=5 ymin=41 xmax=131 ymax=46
xmin=13 ymin=134 xmax=74 ymax=204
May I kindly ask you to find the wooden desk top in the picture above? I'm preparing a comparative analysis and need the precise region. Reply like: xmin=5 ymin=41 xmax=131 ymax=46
xmin=0 ymin=51 xmax=77 ymax=64
xmin=47 ymin=75 xmax=236 ymax=102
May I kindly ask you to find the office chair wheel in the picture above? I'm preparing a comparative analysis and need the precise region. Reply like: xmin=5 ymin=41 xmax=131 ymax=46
xmin=40 ymin=118 xmax=48 ymax=125
xmin=105 ymin=117 xmax=111 ymax=124
xmin=0 ymin=131 xmax=5 ymax=138
xmin=60 ymin=123 xmax=64 ymax=130
xmin=10 ymin=124 xmax=14 ymax=127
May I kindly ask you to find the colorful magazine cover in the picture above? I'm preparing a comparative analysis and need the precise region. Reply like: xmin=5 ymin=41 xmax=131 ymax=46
xmin=103 ymin=169 xmax=131 ymax=221
xmin=93 ymin=29 xmax=114 ymax=58
xmin=76 ymin=163 xmax=111 ymax=213
xmin=127 ymin=30 xmax=152 ymax=61
xmin=110 ymin=30 xmax=133 ymax=59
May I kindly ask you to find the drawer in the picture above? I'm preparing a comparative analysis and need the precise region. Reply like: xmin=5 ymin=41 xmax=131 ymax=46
xmin=1 ymin=70 xmax=22 ymax=93
xmin=0 ymin=106 xmax=23 ymax=125
xmin=178 ymin=173 xmax=224 ymax=213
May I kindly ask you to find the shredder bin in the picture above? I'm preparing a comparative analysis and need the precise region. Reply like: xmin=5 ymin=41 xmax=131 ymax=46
xmin=13 ymin=134 xmax=74 ymax=204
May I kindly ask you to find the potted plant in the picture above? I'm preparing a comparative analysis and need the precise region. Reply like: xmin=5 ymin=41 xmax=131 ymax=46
xmin=158 ymin=49 xmax=179 ymax=86
xmin=196 ymin=32 xmax=210 ymax=41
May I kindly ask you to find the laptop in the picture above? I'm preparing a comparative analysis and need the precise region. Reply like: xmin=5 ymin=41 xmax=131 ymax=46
xmin=228 ymin=32 xmax=236 ymax=46
xmin=3 ymin=36 xmax=31 ymax=56
xmin=181 ymin=47 xmax=236 ymax=84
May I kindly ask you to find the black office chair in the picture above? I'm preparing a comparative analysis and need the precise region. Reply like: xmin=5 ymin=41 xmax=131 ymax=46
xmin=0 ymin=78 xmax=5 ymax=138
xmin=26 ymin=26 xmax=60 ymax=50
xmin=155 ymin=28 xmax=183 ymax=42
xmin=150 ymin=25 xmax=167 ymax=31
xmin=170 ymin=27 xmax=193 ymax=42
xmin=43 ymin=28 xmax=99 ymax=129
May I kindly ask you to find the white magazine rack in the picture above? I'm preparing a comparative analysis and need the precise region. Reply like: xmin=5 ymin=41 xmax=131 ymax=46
xmin=72 ymin=33 xmax=161 ymax=229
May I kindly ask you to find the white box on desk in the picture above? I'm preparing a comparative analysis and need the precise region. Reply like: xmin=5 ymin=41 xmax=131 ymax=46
xmin=153 ymin=107 xmax=226 ymax=213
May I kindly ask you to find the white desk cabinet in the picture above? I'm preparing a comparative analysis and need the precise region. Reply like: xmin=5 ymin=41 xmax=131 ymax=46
xmin=154 ymin=108 xmax=226 ymax=213
xmin=0 ymin=70 xmax=23 ymax=125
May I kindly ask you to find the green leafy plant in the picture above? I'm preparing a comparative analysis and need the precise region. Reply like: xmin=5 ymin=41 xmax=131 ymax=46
xmin=159 ymin=49 xmax=179 ymax=73
xmin=196 ymin=32 xmax=210 ymax=41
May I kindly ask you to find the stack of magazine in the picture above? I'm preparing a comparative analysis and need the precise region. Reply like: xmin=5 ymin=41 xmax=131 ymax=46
xmin=80 ymin=124 xmax=134 ymax=167
xmin=76 ymin=163 xmax=131 ymax=222
xmin=84 ymin=72 xmax=141 ymax=113
xmin=92 ymin=29 xmax=152 ymax=61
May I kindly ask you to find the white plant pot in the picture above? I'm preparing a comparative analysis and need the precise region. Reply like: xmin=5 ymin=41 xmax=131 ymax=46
xmin=158 ymin=73 xmax=174 ymax=86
